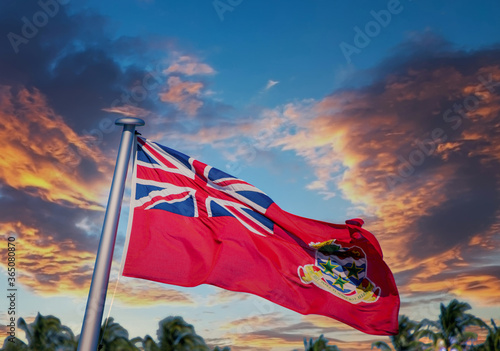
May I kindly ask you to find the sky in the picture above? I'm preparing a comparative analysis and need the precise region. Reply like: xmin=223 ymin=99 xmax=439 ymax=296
xmin=1 ymin=0 xmax=499 ymax=350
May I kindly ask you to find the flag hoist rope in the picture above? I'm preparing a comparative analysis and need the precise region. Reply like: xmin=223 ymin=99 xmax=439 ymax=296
xmin=77 ymin=117 xmax=145 ymax=351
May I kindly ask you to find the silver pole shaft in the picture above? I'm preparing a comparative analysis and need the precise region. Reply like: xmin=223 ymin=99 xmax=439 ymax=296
xmin=78 ymin=117 xmax=145 ymax=351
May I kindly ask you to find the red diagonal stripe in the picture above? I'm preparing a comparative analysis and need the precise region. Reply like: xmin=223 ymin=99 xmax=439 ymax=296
xmin=137 ymin=192 xmax=192 ymax=210
xmin=139 ymin=138 xmax=181 ymax=170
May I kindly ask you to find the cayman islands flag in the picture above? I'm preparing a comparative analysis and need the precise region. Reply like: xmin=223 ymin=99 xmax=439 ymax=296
xmin=122 ymin=136 xmax=400 ymax=335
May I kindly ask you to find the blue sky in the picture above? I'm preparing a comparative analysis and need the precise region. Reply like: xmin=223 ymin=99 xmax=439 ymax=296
xmin=75 ymin=0 xmax=500 ymax=94
xmin=1 ymin=0 xmax=500 ymax=350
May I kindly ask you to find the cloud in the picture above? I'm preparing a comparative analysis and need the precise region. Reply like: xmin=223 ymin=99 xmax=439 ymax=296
xmin=0 ymin=85 xmax=112 ymax=210
xmin=216 ymin=40 xmax=500 ymax=310
xmin=0 ymin=220 xmax=196 ymax=309
xmin=0 ymin=221 xmax=96 ymax=295
xmin=0 ymin=1 xmax=199 ymax=146
xmin=211 ymin=310 xmax=383 ymax=350
xmin=213 ymin=326 xmax=377 ymax=351
xmin=0 ymin=4 xmax=120 ymax=133
xmin=215 ymin=332 xmax=303 ymax=351
xmin=265 ymin=80 xmax=279 ymax=90
xmin=112 ymin=279 xmax=194 ymax=306
xmin=102 ymin=105 xmax=152 ymax=118
xmin=164 ymin=55 xmax=216 ymax=76
xmin=219 ymin=314 xmax=284 ymax=331
xmin=101 ymin=35 xmax=500 ymax=318
xmin=404 ymin=251 xmax=500 ymax=307
xmin=301 ymin=315 xmax=359 ymax=331
xmin=312 ymin=54 xmax=500 ymax=264
xmin=1 ymin=0 xmax=499 ymax=340
xmin=0 ymin=2 xmax=244 ymax=332
xmin=159 ymin=76 xmax=204 ymax=116
xmin=0 ymin=2 xmax=240 ymax=309
xmin=205 ymin=289 xmax=250 ymax=306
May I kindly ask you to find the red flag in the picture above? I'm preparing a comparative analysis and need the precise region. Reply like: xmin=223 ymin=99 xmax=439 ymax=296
xmin=122 ymin=137 xmax=400 ymax=335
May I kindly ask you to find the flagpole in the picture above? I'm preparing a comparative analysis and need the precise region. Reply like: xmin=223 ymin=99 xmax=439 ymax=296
xmin=77 ymin=117 xmax=145 ymax=351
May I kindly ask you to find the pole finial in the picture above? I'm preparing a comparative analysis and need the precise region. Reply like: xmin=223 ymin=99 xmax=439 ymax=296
xmin=115 ymin=117 xmax=145 ymax=126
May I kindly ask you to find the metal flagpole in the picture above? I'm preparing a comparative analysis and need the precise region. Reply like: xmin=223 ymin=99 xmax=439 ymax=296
xmin=77 ymin=117 xmax=145 ymax=351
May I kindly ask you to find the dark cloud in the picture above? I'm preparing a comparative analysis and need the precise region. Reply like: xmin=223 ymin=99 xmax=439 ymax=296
xmin=414 ymin=158 xmax=498 ymax=258
xmin=325 ymin=42 xmax=500 ymax=259
xmin=0 ymin=0 xmax=148 ymax=255
xmin=0 ymin=1 xmax=168 ymax=148
xmin=1 ymin=1 xmax=233 ymax=152
xmin=0 ymin=1 xmax=228 ymax=297
xmin=392 ymin=266 xmax=421 ymax=287
xmin=374 ymin=31 xmax=500 ymax=85
xmin=0 ymin=185 xmax=103 ymax=252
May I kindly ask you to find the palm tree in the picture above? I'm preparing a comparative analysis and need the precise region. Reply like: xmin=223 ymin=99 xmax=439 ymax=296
xmin=422 ymin=299 xmax=486 ymax=350
xmin=371 ymin=315 xmax=426 ymax=351
xmin=474 ymin=319 xmax=500 ymax=351
xmin=18 ymin=313 xmax=76 ymax=351
xmin=1 ymin=337 xmax=28 ymax=351
xmin=96 ymin=317 xmax=138 ymax=351
xmin=131 ymin=335 xmax=160 ymax=351
xmin=133 ymin=333 xmax=229 ymax=351
xmin=303 ymin=335 xmax=341 ymax=351
xmin=156 ymin=316 xmax=209 ymax=351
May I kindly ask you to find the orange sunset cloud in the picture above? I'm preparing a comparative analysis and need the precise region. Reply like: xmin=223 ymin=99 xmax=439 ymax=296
xmin=159 ymin=76 xmax=204 ymax=116
xmin=0 ymin=85 xmax=112 ymax=210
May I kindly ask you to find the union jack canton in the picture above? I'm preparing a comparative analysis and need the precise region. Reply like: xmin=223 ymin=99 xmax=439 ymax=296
xmin=134 ymin=137 xmax=275 ymax=237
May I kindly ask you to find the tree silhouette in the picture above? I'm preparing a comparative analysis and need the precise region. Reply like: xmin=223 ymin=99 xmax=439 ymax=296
xmin=474 ymin=319 xmax=500 ymax=351
xmin=2 ymin=304 xmax=494 ymax=351
xmin=422 ymin=299 xmax=486 ymax=350
xmin=17 ymin=313 xmax=76 ymax=351
xmin=154 ymin=316 xmax=209 ymax=351
xmin=1 ymin=337 xmax=28 ymax=351
xmin=303 ymin=335 xmax=340 ymax=351
xmin=96 ymin=317 xmax=138 ymax=351
xmin=371 ymin=315 xmax=425 ymax=351
xmin=131 ymin=335 xmax=160 ymax=351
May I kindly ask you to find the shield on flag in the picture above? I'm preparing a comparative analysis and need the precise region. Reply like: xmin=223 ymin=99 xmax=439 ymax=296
xmin=298 ymin=239 xmax=381 ymax=303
